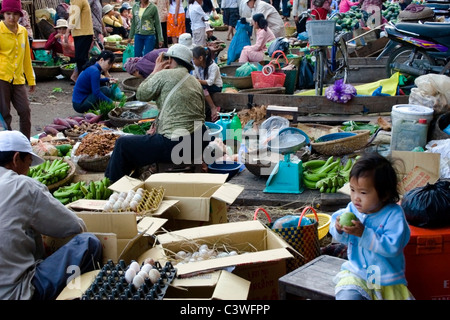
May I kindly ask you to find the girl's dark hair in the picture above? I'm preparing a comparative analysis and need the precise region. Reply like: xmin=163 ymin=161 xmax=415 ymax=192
xmin=252 ymin=13 xmax=268 ymax=30
xmin=192 ymin=46 xmax=213 ymax=78
xmin=188 ymin=0 xmax=196 ymax=4
xmin=0 ymin=151 xmax=28 ymax=167
xmin=350 ymin=152 xmax=400 ymax=204
xmin=81 ymin=50 xmax=116 ymax=71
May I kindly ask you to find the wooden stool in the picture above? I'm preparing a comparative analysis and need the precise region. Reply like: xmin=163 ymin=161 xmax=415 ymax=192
xmin=266 ymin=105 xmax=299 ymax=124
xmin=278 ymin=255 xmax=346 ymax=300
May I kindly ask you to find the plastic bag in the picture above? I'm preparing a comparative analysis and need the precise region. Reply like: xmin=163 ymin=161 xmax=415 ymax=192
xmin=267 ymin=37 xmax=290 ymax=59
xmin=325 ymin=79 xmax=357 ymax=103
xmin=90 ymin=41 xmax=101 ymax=56
xmin=235 ymin=62 xmax=257 ymax=77
xmin=401 ymin=180 xmax=450 ymax=228
xmin=297 ymin=58 xmax=314 ymax=89
xmin=62 ymin=34 xmax=75 ymax=58
xmin=409 ymin=74 xmax=450 ymax=115
xmin=122 ymin=44 xmax=135 ymax=71
xmin=272 ymin=215 xmax=313 ymax=229
xmin=259 ymin=116 xmax=290 ymax=149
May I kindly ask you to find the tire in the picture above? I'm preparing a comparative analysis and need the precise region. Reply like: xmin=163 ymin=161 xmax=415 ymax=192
xmin=333 ymin=37 xmax=349 ymax=83
xmin=314 ymin=49 xmax=325 ymax=96
xmin=386 ymin=46 xmax=435 ymax=78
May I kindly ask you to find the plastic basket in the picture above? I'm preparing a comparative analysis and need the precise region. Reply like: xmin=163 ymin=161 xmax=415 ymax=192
xmin=251 ymin=71 xmax=286 ymax=88
xmin=306 ymin=20 xmax=336 ymax=47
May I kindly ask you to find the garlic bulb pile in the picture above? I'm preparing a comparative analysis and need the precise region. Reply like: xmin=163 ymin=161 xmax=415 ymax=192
xmin=173 ymin=244 xmax=240 ymax=266
xmin=103 ymin=188 xmax=145 ymax=212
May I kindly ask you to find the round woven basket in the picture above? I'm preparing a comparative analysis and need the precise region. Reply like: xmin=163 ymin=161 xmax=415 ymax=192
xmin=60 ymin=64 xmax=76 ymax=79
xmin=77 ymin=154 xmax=111 ymax=172
xmin=108 ymin=107 xmax=141 ymax=127
xmin=42 ymin=156 xmax=76 ymax=192
xmin=431 ymin=112 xmax=450 ymax=141
xmin=220 ymin=65 xmax=253 ymax=89
xmin=310 ymin=130 xmax=371 ymax=156
xmin=122 ymin=76 xmax=144 ymax=92
xmin=214 ymin=26 xmax=228 ymax=31
xmin=123 ymin=90 xmax=136 ymax=101
xmin=33 ymin=65 xmax=62 ymax=81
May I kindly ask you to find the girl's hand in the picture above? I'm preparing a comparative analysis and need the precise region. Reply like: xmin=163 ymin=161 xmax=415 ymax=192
xmin=335 ymin=217 xmax=344 ymax=234
xmin=342 ymin=219 xmax=364 ymax=237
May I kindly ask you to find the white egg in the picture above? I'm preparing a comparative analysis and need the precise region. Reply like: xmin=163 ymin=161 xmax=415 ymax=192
xmin=112 ymin=202 xmax=121 ymax=211
xmin=148 ymin=268 xmax=161 ymax=284
xmin=129 ymin=261 xmax=140 ymax=273
xmin=175 ymin=250 xmax=187 ymax=260
xmin=217 ymin=252 xmax=229 ymax=258
xmin=228 ymin=251 xmax=238 ymax=256
xmin=136 ymin=188 xmax=144 ymax=195
xmin=132 ymin=274 xmax=145 ymax=289
xmin=129 ymin=200 xmax=139 ymax=211
xmin=141 ymin=263 xmax=152 ymax=274
xmin=124 ymin=268 xmax=136 ymax=283
xmin=119 ymin=192 xmax=127 ymax=199
xmin=132 ymin=194 xmax=142 ymax=202
xmin=121 ymin=200 xmax=130 ymax=210
xmin=110 ymin=193 xmax=119 ymax=201
xmin=137 ymin=270 xmax=149 ymax=279
xmin=103 ymin=203 xmax=112 ymax=211
xmin=192 ymin=252 xmax=200 ymax=259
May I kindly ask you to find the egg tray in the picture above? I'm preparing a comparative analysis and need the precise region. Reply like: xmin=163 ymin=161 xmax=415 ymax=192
xmin=81 ymin=260 xmax=177 ymax=300
xmin=135 ymin=187 xmax=165 ymax=216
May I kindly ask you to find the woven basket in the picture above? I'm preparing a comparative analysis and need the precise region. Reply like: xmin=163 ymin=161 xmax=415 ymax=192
xmin=310 ymin=130 xmax=371 ymax=156
xmin=77 ymin=154 xmax=111 ymax=172
xmin=108 ymin=107 xmax=141 ymax=127
xmin=60 ymin=64 xmax=76 ymax=79
xmin=214 ymin=25 xmax=228 ymax=31
xmin=42 ymin=156 xmax=76 ymax=192
xmin=122 ymin=76 xmax=144 ymax=92
xmin=220 ymin=65 xmax=253 ymax=89
xmin=33 ymin=65 xmax=62 ymax=81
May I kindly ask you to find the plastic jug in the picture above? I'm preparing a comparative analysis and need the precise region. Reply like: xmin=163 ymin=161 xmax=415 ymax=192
xmin=215 ymin=113 xmax=232 ymax=141
xmin=229 ymin=113 xmax=242 ymax=142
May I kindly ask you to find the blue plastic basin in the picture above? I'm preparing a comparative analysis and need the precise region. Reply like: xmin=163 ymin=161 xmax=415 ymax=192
xmin=207 ymin=161 xmax=242 ymax=181
xmin=315 ymin=132 xmax=356 ymax=143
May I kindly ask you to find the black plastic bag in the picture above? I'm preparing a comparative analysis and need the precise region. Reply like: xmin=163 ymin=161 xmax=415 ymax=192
xmin=268 ymin=37 xmax=290 ymax=58
xmin=401 ymin=180 xmax=450 ymax=228
xmin=298 ymin=58 xmax=315 ymax=89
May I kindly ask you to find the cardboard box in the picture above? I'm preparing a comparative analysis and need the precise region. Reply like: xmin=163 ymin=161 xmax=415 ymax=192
xmin=392 ymin=151 xmax=440 ymax=195
xmin=138 ymin=220 xmax=294 ymax=300
xmin=43 ymin=214 xmax=168 ymax=264
xmin=405 ymin=225 xmax=450 ymax=300
xmin=164 ymin=270 xmax=251 ymax=300
xmin=109 ymin=173 xmax=244 ymax=229
xmin=339 ymin=151 xmax=440 ymax=196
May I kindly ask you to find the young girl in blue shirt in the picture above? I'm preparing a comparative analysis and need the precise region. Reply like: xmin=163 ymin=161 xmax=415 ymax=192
xmin=329 ymin=152 xmax=415 ymax=300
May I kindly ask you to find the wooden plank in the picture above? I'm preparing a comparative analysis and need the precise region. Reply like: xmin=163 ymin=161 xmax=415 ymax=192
xmin=213 ymin=93 xmax=408 ymax=115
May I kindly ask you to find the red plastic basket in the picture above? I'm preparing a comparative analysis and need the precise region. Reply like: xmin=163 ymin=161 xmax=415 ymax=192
xmin=251 ymin=71 xmax=286 ymax=88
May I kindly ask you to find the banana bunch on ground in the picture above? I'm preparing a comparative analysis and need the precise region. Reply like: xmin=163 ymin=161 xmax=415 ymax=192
xmin=53 ymin=177 xmax=113 ymax=205
xmin=28 ymin=158 xmax=70 ymax=186
xmin=302 ymin=156 xmax=355 ymax=193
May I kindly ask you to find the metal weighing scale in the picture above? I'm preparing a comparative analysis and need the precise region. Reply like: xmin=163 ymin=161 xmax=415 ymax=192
xmin=263 ymin=127 xmax=307 ymax=194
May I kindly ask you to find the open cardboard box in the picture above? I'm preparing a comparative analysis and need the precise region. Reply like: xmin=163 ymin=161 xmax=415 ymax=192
xmin=338 ymin=151 xmax=440 ymax=196
xmin=109 ymin=173 xmax=244 ymax=230
xmin=137 ymin=220 xmax=294 ymax=300
xmin=43 ymin=213 xmax=168 ymax=264
xmin=164 ymin=270 xmax=251 ymax=300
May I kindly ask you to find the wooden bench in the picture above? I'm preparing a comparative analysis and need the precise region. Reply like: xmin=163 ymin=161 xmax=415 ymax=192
xmin=278 ymin=255 xmax=346 ymax=300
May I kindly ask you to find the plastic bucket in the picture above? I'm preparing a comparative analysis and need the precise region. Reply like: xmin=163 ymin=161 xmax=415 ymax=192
xmin=205 ymin=121 xmax=223 ymax=140
xmin=391 ymin=104 xmax=434 ymax=151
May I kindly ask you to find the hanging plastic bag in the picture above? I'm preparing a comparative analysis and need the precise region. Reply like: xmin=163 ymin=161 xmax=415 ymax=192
xmin=62 ymin=34 xmax=75 ymax=58
xmin=122 ymin=44 xmax=135 ymax=71
xmin=258 ymin=116 xmax=290 ymax=149
xmin=267 ymin=37 xmax=290 ymax=58
xmin=89 ymin=40 xmax=102 ymax=56
xmin=401 ymin=180 xmax=450 ymax=228
xmin=110 ymin=83 xmax=124 ymax=101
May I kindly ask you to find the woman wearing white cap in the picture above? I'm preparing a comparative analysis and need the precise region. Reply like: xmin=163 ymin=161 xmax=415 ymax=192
xmin=44 ymin=19 xmax=69 ymax=61
xmin=0 ymin=130 xmax=102 ymax=300
xmin=105 ymin=44 xmax=209 ymax=183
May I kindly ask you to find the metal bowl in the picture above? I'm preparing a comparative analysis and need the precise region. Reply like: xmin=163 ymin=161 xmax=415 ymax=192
xmin=122 ymin=101 xmax=148 ymax=112
xmin=268 ymin=127 xmax=307 ymax=154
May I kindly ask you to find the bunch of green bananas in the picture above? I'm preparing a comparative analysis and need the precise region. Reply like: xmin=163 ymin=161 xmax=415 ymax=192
xmin=53 ymin=177 xmax=113 ymax=205
xmin=28 ymin=158 xmax=70 ymax=186
xmin=302 ymin=156 xmax=355 ymax=193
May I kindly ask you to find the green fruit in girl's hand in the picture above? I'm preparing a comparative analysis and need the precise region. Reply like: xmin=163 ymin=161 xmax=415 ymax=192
xmin=340 ymin=212 xmax=357 ymax=227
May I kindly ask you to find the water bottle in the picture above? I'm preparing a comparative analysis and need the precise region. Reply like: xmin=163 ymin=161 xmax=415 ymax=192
xmin=229 ymin=113 xmax=242 ymax=142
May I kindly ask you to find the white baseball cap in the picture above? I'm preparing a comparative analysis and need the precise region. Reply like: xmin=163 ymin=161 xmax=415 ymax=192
xmin=0 ymin=130 xmax=44 ymax=166
xmin=165 ymin=44 xmax=194 ymax=70
xmin=102 ymin=4 xmax=114 ymax=15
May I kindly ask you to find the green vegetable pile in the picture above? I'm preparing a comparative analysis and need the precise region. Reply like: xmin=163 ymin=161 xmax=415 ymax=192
xmin=122 ymin=121 xmax=152 ymax=135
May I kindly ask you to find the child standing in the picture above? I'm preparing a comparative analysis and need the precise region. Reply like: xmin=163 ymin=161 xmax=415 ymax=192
xmin=189 ymin=0 xmax=217 ymax=46
xmin=0 ymin=0 xmax=36 ymax=139
xmin=192 ymin=46 xmax=222 ymax=122
xmin=329 ymin=152 xmax=414 ymax=300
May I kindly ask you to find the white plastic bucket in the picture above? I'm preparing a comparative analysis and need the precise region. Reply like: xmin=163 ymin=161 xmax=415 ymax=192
xmin=391 ymin=104 xmax=434 ymax=151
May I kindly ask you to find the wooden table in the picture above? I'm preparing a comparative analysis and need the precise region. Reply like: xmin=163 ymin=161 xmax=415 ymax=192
xmin=278 ymin=255 xmax=346 ymax=300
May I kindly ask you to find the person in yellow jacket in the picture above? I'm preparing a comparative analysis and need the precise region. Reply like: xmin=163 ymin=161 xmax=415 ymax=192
xmin=0 ymin=0 xmax=36 ymax=139
xmin=102 ymin=4 xmax=128 ymax=39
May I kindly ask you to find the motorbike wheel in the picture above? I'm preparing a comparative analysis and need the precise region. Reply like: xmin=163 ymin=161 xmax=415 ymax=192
xmin=386 ymin=46 xmax=436 ymax=78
